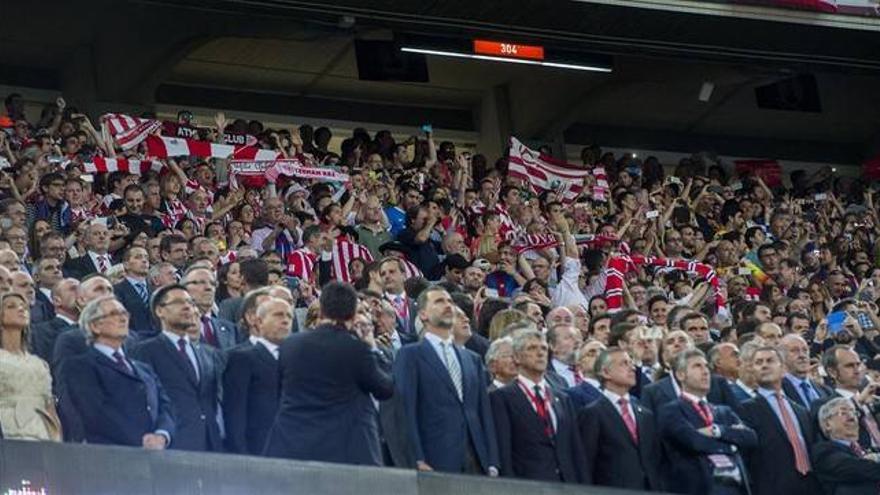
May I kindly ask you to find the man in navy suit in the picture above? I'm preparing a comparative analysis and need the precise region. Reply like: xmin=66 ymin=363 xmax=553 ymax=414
xmin=51 ymin=275 xmax=115 ymax=373
xmin=264 ymin=282 xmax=394 ymax=464
xmin=114 ymin=246 xmax=157 ymax=340
xmin=394 ymin=286 xmax=500 ymax=475
xmin=642 ymin=330 xmax=740 ymax=414
xmin=30 ymin=278 xmax=79 ymax=362
xmin=579 ymin=347 xmax=664 ymax=490
xmin=63 ymin=221 xmax=115 ymax=279
xmin=31 ymin=257 xmax=63 ymax=324
xmin=223 ymin=297 xmax=290 ymax=455
xmin=658 ymin=348 xmax=757 ymax=494
xmin=780 ymin=334 xmax=832 ymax=409
xmin=63 ymin=296 xmax=175 ymax=448
xmin=566 ymin=339 xmax=606 ymax=409
xmin=739 ymin=346 xmax=822 ymax=495
xmin=379 ymin=257 xmax=418 ymax=344
xmin=183 ymin=267 xmax=240 ymax=350
xmin=490 ymin=329 xmax=587 ymax=483
xmin=812 ymin=397 xmax=880 ymax=495
xmin=130 ymin=284 xmax=224 ymax=452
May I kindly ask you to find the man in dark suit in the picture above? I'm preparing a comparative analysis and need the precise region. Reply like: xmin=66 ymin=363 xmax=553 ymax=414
xmin=658 ymin=348 xmax=757 ymax=494
xmin=812 ymin=397 xmax=880 ymax=495
xmin=51 ymin=275 xmax=116 ymax=373
xmin=30 ymin=278 xmax=79 ymax=362
xmin=50 ymin=275 xmax=115 ymax=442
xmin=183 ymin=267 xmax=240 ymax=350
xmin=31 ymin=257 xmax=63 ymax=325
xmin=740 ymin=346 xmax=822 ymax=495
xmin=811 ymin=345 xmax=880 ymax=451
xmin=223 ymin=297 xmax=290 ymax=455
xmin=579 ymin=347 xmax=664 ymax=490
xmin=394 ymin=286 xmax=500 ymax=475
xmin=130 ymin=284 xmax=224 ymax=452
xmin=114 ymin=246 xmax=157 ymax=340
xmin=379 ymin=257 xmax=418 ymax=344
xmin=641 ymin=330 xmax=740 ymax=414
xmin=264 ymin=282 xmax=394 ymax=464
xmin=566 ymin=339 xmax=606 ymax=410
xmin=780 ymin=334 xmax=832 ymax=410
xmin=63 ymin=220 xmax=114 ymax=279
xmin=490 ymin=329 xmax=587 ymax=483
xmin=62 ymin=296 xmax=175 ymax=448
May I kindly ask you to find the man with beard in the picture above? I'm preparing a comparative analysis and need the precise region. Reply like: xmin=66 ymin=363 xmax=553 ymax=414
xmin=393 ymin=287 xmax=499 ymax=476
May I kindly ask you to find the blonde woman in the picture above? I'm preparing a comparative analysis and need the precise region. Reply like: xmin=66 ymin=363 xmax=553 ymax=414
xmin=0 ymin=292 xmax=61 ymax=441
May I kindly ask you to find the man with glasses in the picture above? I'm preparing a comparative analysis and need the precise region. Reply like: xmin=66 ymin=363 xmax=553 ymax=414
xmin=63 ymin=296 xmax=175 ymax=449
xmin=28 ymin=172 xmax=67 ymax=232
xmin=812 ymin=397 xmax=880 ymax=493
xmin=131 ymin=284 xmax=224 ymax=452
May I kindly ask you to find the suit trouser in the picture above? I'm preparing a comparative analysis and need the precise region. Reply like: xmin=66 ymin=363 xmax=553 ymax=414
xmin=461 ymin=434 xmax=482 ymax=475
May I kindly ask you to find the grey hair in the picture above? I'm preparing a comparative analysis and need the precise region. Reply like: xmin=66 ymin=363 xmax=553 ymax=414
xmin=818 ymin=397 xmax=855 ymax=438
xmin=673 ymin=348 xmax=707 ymax=377
xmin=511 ymin=329 xmax=545 ymax=355
xmin=148 ymin=262 xmax=175 ymax=283
xmin=484 ymin=337 xmax=514 ymax=366
xmin=255 ymin=297 xmax=292 ymax=320
xmin=79 ymin=295 xmax=118 ymax=337
xmin=739 ymin=340 xmax=762 ymax=365
xmin=594 ymin=347 xmax=628 ymax=383
xmin=575 ymin=339 xmax=605 ymax=363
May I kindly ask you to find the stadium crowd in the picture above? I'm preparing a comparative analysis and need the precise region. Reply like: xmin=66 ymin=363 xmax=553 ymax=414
xmin=2 ymin=91 xmax=880 ymax=495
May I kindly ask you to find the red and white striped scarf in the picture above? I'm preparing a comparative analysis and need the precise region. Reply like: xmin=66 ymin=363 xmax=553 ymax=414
xmin=508 ymin=137 xmax=592 ymax=204
xmin=332 ymin=240 xmax=374 ymax=283
xmin=145 ymin=135 xmax=279 ymax=161
xmin=102 ymin=113 xmax=161 ymax=150
xmin=513 ymin=233 xmax=622 ymax=254
xmin=604 ymin=255 xmax=727 ymax=316
xmin=83 ymin=157 xmax=165 ymax=175
xmin=401 ymin=258 xmax=423 ymax=280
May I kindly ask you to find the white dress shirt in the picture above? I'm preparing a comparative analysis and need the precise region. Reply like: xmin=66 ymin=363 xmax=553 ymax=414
xmin=603 ymin=388 xmax=636 ymax=421
xmin=551 ymin=358 xmax=577 ymax=388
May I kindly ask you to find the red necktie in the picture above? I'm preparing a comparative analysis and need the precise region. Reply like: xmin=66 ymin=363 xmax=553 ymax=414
xmin=97 ymin=254 xmax=108 ymax=273
xmin=851 ymin=441 xmax=867 ymax=458
xmin=531 ymin=385 xmax=554 ymax=438
xmin=856 ymin=400 xmax=880 ymax=447
xmin=202 ymin=316 xmax=218 ymax=347
xmin=569 ymin=364 xmax=584 ymax=385
xmin=775 ymin=392 xmax=811 ymax=475
xmin=619 ymin=397 xmax=639 ymax=443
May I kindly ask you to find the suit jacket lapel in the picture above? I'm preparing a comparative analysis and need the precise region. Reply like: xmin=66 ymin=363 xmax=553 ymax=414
xmin=160 ymin=336 xmax=199 ymax=387
xmin=418 ymin=339 xmax=459 ymax=398
xmin=661 ymin=377 xmax=676 ymax=403
xmin=91 ymin=347 xmax=138 ymax=380
xmin=511 ymin=385 xmax=554 ymax=440
xmin=253 ymin=342 xmax=276 ymax=368
xmin=756 ymin=394 xmax=790 ymax=440
xmin=454 ymin=344 xmax=472 ymax=401
xmin=601 ymin=395 xmax=638 ymax=446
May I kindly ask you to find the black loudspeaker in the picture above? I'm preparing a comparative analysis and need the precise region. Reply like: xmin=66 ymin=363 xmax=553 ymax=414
xmin=755 ymin=74 xmax=821 ymax=112
xmin=354 ymin=40 xmax=429 ymax=82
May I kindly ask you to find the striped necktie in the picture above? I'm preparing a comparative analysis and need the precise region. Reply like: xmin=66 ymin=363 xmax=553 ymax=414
xmin=441 ymin=342 xmax=463 ymax=401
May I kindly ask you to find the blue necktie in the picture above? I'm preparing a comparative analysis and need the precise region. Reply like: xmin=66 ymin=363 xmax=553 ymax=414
xmin=134 ymin=281 xmax=149 ymax=304
xmin=799 ymin=381 xmax=815 ymax=407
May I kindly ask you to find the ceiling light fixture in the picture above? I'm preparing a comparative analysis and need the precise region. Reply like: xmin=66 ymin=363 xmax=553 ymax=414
xmin=400 ymin=47 xmax=612 ymax=73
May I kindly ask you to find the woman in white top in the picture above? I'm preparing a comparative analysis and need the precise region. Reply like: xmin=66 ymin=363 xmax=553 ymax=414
xmin=0 ymin=292 xmax=61 ymax=441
